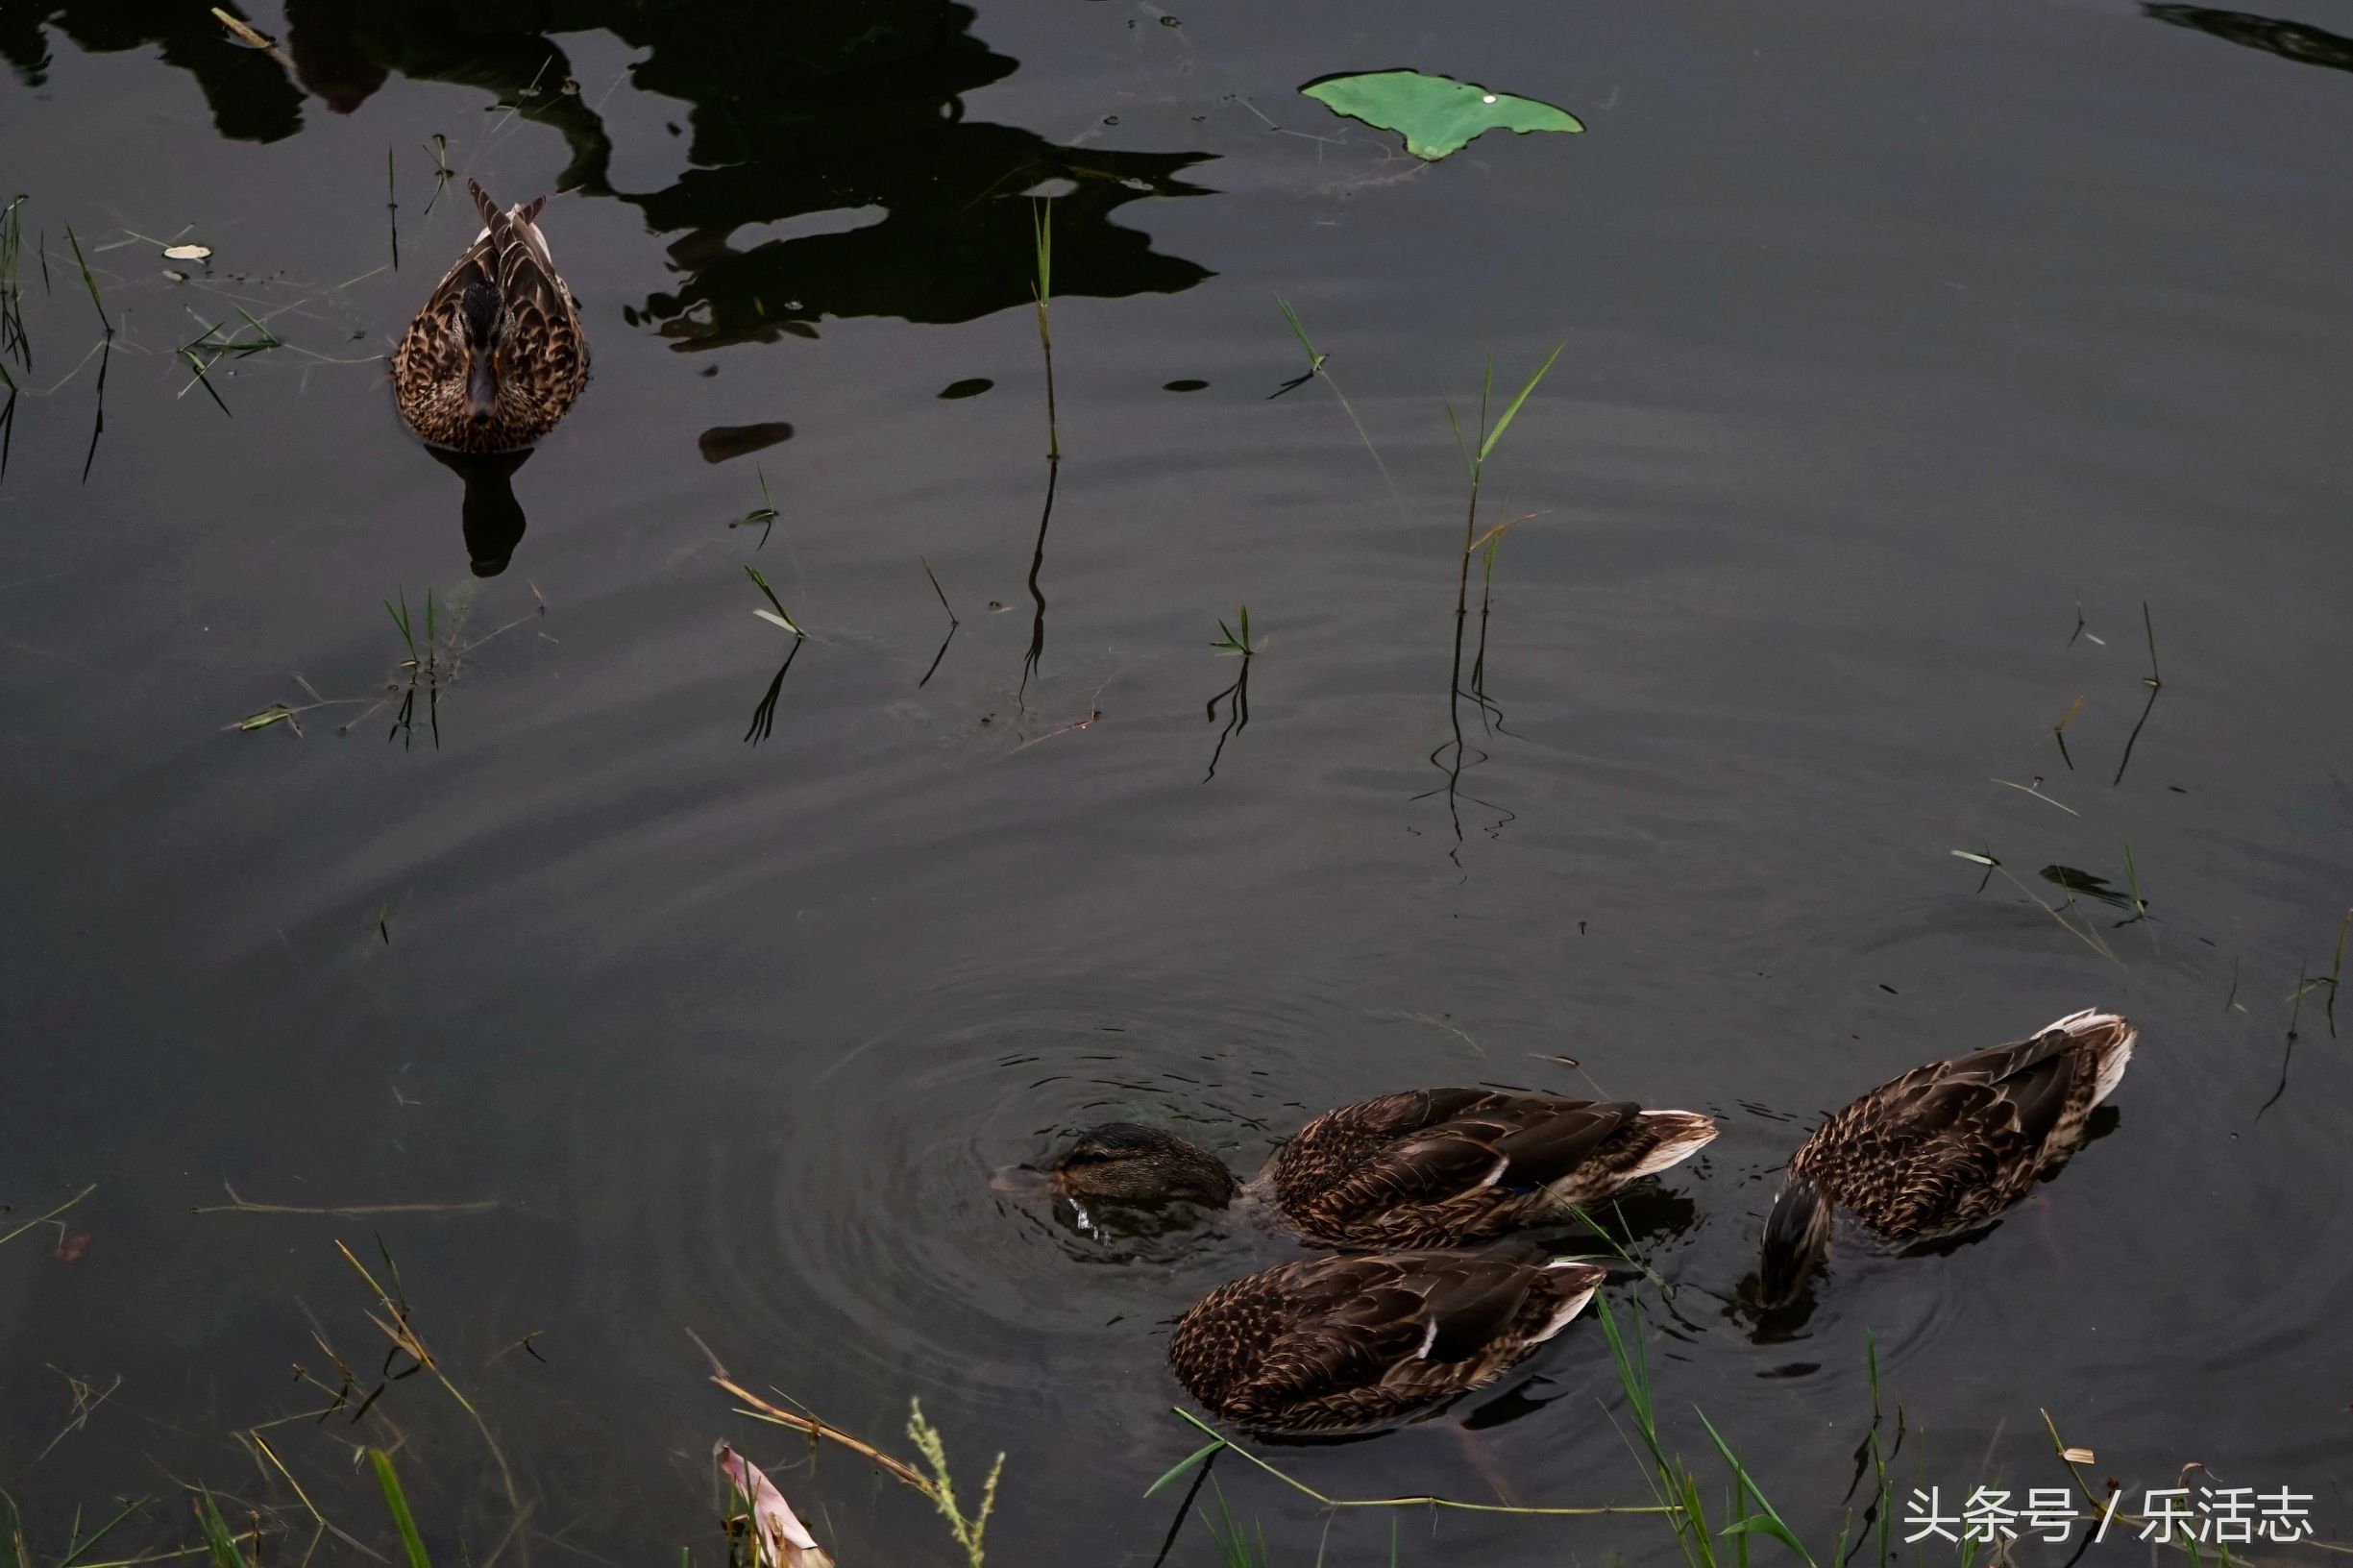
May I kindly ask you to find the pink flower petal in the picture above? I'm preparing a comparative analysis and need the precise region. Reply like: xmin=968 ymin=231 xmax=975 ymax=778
xmin=716 ymin=1444 xmax=830 ymax=1568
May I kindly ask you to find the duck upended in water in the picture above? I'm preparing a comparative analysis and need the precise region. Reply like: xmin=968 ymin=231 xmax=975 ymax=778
xmin=1169 ymin=1252 xmax=1608 ymax=1433
xmin=1046 ymin=1088 xmax=1716 ymax=1248
xmin=1758 ymin=1009 xmax=2136 ymax=1304
xmin=394 ymin=181 xmax=587 ymax=453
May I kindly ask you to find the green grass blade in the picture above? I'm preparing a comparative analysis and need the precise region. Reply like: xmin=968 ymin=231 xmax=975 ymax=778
xmin=1030 ymin=197 xmax=1052 ymax=305
xmin=3 ymin=1490 xmax=28 ymax=1568
xmin=1478 ymin=340 xmax=1564 ymax=463
xmin=368 ymin=1448 xmax=433 ymax=1568
xmin=744 ymin=565 xmax=803 ymax=636
xmin=1273 ymin=295 xmax=1323 ymax=372
xmin=191 ymin=1486 xmax=245 ymax=1568
xmin=58 ymin=1495 xmax=148 ymax=1568
xmin=63 ymin=223 xmax=110 ymax=333
xmin=1442 ymin=394 xmax=1473 ymax=480
xmin=1143 ymin=1438 xmax=1225 ymax=1498
xmin=1696 ymin=1411 xmax=1815 ymax=1567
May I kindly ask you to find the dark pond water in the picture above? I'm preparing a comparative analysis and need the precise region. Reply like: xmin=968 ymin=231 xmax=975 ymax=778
xmin=4 ymin=1 xmax=2352 ymax=1562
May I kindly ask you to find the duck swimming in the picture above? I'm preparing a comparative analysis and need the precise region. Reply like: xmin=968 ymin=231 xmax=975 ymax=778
xmin=393 ymin=180 xmax=587 ymax=453
xmin=1757 ymin=1008 xmax=2137 ymax=1304
xmin=1168 ymin=1252 xmax=1608 ymax=1433
xmin=1045 ymin=1087 xmax=1716 ymax=1248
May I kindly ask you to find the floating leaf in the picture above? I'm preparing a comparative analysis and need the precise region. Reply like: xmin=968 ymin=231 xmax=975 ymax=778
xmin=1299 ymin=70 xmax=1582 ymax=161
xmin=938 ymin=377 xmax=994 ymax=400
xmin=717 ymin=1444 xmax=832 ymax=1568
xmin=237 ymin=703 xmax=296 ymax=731
xmin=2040 ymin=865 xmax=2133 ymax=908
xmin=163 ymin=243 xmax=212 ymax=262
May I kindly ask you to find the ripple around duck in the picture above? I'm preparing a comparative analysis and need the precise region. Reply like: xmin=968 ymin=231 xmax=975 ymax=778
xmin=579 ymin=973 xmax=1393 ymax=1453
xmin=575 ymin=968 xmax=1752 ymax=1460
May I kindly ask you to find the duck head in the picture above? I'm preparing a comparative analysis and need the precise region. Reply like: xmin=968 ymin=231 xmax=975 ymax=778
xmin=1758 ymin=1172 xmax=1832 ymax=1306
xmin=1048 ymin=1122 xmax=1239 ymax=1207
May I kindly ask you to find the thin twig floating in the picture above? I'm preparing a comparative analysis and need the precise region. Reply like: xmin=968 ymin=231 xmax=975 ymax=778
xmin=0 ymin=1182 xmax=95 ymax=1250
xmin=2111 ymin=601 xmax=2161 ymax=787
xmin=1991 ymin=777 xmax=2079 ymax=817
xmin=688 ymin=1328 xmax=938 ymax=1498
xmin=2037 ymin=1410 xmax=2353 ymax=1556
xmin=2051 ymin=694 xmax=2086 ymax=771
xmin=191 ymin=1180 xmax=498 ymax=1217
xmin=1151 ymin=1409 xmax=1670 ymax=1518
xmin=211 ymin=6 xmax=294 ymax=67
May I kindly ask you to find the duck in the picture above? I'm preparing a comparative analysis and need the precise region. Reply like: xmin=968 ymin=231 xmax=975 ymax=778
xmin=393 ymin=180 xmax=587 ymax=453
xmin=1168 ymin=1252 xmax=1608 ymax=1433
xmin=1757 ymin=1008 xmax=2136 ymax=1304
xmin=1040 ymin=1087 xmax=1717 ymax=1248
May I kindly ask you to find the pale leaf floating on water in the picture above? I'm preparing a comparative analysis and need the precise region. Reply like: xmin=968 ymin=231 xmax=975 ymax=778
xmin=1299 ymin=70 xmax=1582 ymax=160
xmin=162 ymin=243 xmax=212 ymax=262
xmin=716 ymin=1443 xmax=832 ymax=1568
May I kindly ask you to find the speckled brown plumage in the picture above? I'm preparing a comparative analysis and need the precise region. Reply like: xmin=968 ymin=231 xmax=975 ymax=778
xmin=1167 ymin=1253 xmax=1607 ymax=1433
xmin=1265 ymin=1088 xmax=1717 ymax=1248
xmin=394 ymin=181 xmax=587 ymax=453
xmin=1787 ymin=1010 xmax=2134 ymax=1240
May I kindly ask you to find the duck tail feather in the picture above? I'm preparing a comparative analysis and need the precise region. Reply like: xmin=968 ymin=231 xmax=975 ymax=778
xmin=2053 ymin=1009 xmax=2136 ymax=1106
xmin=1622 ymin=1110 xmax=1719 ymax=1178
xmin=1530 ymin=1260 xmax=1606 ymax=1340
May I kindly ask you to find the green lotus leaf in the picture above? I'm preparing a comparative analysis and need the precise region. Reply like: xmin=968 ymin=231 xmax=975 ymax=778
xmin=1299 ymin=69 xmax=1583 ymax=161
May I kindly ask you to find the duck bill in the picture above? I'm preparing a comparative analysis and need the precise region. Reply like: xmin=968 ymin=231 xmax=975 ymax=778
xmin=466 ymin=350 xmax=499 ymax=424
xmin=990 ymin=1164 xmax=1057 ymax=1197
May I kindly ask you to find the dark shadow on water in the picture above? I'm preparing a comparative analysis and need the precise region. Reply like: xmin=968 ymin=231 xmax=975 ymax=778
xmin=744 ymin=634 xmax=804 ymax=745
xmin=1203 ymin=654 xmax=1251 ymax=781
xmin=698 ymin=422 xmax=793 ymax=464
xmin=0 ymin=3 xmax=306 ymax=143
xmin=2145 ymin=4 xmax=2353 ymax=73
xmin=1018 ymin=455 xmax=1058 ymax=703
xmin=10 ymin=3 xmax=1214 ymax=340
xmin=1459 ymin=1373 xmax=1566 ymax=1432
xmin=425 ymin=445 xmax=531 ymax=576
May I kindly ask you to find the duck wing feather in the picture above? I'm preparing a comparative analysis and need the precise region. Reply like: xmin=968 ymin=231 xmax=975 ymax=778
xmin=1279 ymin=1090 xmax=1634 ymax=1227
xmin=1174 ymin=1254 xmax=1562 ymax=1428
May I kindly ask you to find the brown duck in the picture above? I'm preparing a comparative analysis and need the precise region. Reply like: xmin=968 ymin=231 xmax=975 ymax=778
xmin=1758 ymin=1009 xmax=2136 ymax=1303
xmin=393 ymin=180 xmax=587 ymax=452
xmin=1042 ymin=1088 xmax=1716 ymax=1248
xmin=1168 ymin=1252 xmax=1608 ymax=1433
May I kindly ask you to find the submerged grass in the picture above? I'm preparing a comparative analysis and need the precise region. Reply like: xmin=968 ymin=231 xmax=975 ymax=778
xmin=1271 ymin=295 xmax=1404 ymax=520
xmin=725 ymin=464 xmax=780 ymax=548
xmin=1949 ymin=848 xmax=2118 ymax=962
xmin=1424 ymin=346 xmax=1561 ymax=846
xmin=1204 ymin=605 xmax=1258 ymax=780
xmin=919 ymin=556 xmax=959 ymax=688
xmin=1031 ymin=198 xmax=1058 ymax=460
xmin=367 ymin=1450 xmax=432 ymax=1568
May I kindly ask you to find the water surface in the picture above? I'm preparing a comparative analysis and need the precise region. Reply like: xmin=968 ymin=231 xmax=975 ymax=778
xmin=3 ymin=1 xmax=2351 ymax=1561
